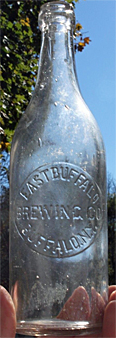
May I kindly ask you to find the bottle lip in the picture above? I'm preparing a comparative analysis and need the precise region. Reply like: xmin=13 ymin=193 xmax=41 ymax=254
xmin=38 ymin=1 xmax=75 ymax=31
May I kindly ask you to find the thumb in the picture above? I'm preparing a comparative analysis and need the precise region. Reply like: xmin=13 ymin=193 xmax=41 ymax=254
xmin=102 ymin=299 xmax=116 ymax=337
xmin=0 ymin=286 xmax=16 ymax=338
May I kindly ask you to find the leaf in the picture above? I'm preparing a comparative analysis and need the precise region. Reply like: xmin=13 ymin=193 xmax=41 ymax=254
xmin=75 ymin=23 xmax=83 ymax=31
xmin=26 ymin=17 xmax=30 ymax=23
xmin=0 ymin=74 xmax=4 ymax=81
xmin=0 ymin=141 xmax=10 ymax=151
xmin=84 ymin=37 xmax=91 ymax=45
xmin=15 ymin=22 xmax=21 ymax=30
xmin=78 ymin=42 xmax=85 ymax=47
xmin=78 ymin=42 xmax=85 ymax=52
xmin=7 ymin=21 xmax=13 ymax=29
xmin=20 ymin=18 xmax=30 ymax=27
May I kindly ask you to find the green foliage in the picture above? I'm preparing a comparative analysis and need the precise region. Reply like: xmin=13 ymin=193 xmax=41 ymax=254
xmin=1 ymin=0 xmax=89 ymax=150
xmin=1 ymin=0 xmax=43 ymax=148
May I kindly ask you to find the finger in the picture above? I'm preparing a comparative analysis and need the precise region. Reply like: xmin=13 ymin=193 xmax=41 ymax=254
xmin=89 ymin=287 xmax=105 ymax=323
xmin=108 ymin=285 xmax=116 ymax=300
xmin=0 ymin=286 xmax=16 ymax=338
xmin=57 ymin=286 xmax=90 ymax=321
xmin=102 ymin=300 xmax=116 ymax=338
xmin=109 ymin=290 xmax=116 ymax=302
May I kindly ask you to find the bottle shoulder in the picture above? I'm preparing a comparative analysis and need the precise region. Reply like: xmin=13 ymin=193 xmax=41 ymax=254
xmin=12 ymin=88 xmax=104 ymax=151
xmin=11 ymin=92 xmax=105 ymax=180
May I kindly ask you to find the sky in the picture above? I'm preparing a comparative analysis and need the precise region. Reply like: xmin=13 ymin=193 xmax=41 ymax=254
xmin=74 ymin=0 xmax=115 ymax=180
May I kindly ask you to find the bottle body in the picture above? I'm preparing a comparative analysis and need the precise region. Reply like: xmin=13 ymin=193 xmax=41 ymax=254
xmin=9 ymin=1 xmax=108 ymax=336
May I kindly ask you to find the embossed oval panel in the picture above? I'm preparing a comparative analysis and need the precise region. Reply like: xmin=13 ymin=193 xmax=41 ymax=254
xmin=15 ymin=162 xmax=103 ymax=257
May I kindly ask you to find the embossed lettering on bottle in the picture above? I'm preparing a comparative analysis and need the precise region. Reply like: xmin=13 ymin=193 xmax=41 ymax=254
xmin=15 ymin=162 xmax=103 ymax=257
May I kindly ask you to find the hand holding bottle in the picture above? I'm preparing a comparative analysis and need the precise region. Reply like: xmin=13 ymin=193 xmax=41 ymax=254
xmin=0 ymin=285 xmax=116 ymax=338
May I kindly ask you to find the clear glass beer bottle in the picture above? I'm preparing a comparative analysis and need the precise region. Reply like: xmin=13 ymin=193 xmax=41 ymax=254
xmin=9 ymin=1 xmax=108 ymax=336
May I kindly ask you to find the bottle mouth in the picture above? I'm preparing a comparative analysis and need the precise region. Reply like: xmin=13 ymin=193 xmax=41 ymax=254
xmin=38 ymin=1 xmax=75 ymax=31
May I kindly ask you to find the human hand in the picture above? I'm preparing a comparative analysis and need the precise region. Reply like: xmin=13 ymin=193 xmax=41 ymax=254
xmin=102 ymin=285 xmax=116 ymax=338
xmin=0 ymin=285 xmax=116 ymax=338
xmin=0 ymin=286 xmax=16 ymax=338
xmin=57 ymin=285 xmax=116 ymax=338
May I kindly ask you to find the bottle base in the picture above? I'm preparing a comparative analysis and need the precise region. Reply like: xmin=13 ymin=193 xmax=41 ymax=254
xmin=16 ymin=320 xmax=102 ymax=336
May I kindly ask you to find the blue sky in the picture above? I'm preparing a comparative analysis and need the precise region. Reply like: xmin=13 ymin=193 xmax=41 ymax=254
xmin=74 ymin=0 xmax=115 ymax=180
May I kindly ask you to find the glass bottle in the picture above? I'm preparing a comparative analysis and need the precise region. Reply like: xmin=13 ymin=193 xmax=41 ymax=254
xmin=9 ymin=1 xmax=108 ymax=336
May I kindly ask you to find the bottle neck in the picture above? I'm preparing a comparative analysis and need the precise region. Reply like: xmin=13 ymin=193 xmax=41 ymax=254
xmin=36 ymin=2 xmax=80 ymax=94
